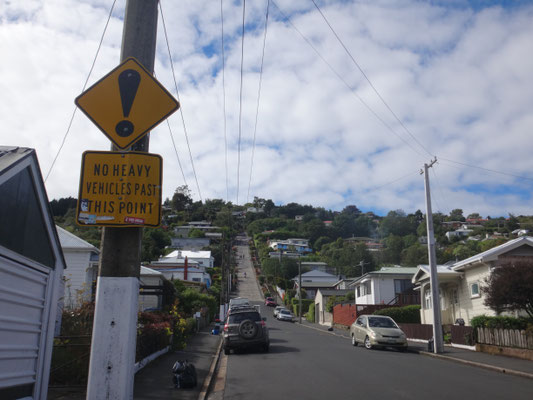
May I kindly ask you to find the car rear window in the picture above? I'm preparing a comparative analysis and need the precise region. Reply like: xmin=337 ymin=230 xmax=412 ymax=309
xmin=229 ymin=312 xmax=261 ymax=323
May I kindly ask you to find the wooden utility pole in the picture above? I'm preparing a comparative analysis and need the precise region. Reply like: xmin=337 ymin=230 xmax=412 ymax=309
xmin=86 ymin=1 xmax=159 ymax=398
xmin=422 ymin=158 xmax=444 ymax=354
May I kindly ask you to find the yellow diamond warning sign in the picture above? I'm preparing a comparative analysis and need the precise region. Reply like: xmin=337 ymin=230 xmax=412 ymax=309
xmin=77 ymin=151 xmax=162 ymax=227
xmin=75 ymin=58 xmax=179 ymax=149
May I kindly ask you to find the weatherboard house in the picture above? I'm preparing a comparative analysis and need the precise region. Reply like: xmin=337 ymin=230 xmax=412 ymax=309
xmin=0 ymin=147 xmax=66 ymax=398
xmin=412 ymin=236 xmax=533 ymax=325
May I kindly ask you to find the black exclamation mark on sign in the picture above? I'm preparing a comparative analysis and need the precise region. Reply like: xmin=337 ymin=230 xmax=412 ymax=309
xmin=115 ymin=69 xmax=141 ymax=137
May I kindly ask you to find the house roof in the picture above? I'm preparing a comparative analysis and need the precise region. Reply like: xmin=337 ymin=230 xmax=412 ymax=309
xmin=292 ymin=270 xmax=337 ymax=280
xmin=164 ymin=250 xmax=212 ymax=259
xmin=300 ymin=281 xmax=337 ymax=289
xmin=56 ymin=225 xmax=99 ymax=252
xmin=452 ymin=236 xmax=533 ymax=271
xmin=316 ymin=289 xmax=352 ymax=297
xmin=140 ymin=266 xmax=163 ymax=276
xmin=412 ymin=264 xmax=462 ymax=284
xmin=349 ymin=267 xmax=418 ymax=287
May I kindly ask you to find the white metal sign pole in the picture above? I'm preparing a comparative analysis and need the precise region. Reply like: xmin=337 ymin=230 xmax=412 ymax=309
xmin=86 ymin=1 xmax=159 ymax=398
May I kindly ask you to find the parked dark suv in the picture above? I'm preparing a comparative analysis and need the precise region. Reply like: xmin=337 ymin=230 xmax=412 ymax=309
xmin=223 ymin=306 xmax=269 ymax=355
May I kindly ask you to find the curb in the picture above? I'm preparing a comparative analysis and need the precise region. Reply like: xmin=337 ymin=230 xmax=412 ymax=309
xmin=197 ymin=337 xmax=223 ymax=400
xmin=416 ymin=350 xmax=533 ymax=381
xmin=298 ymin=322 xmax=533 ymax=380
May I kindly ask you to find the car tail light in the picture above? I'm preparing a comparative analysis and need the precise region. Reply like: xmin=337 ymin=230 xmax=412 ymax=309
xmin=260 ymin=320 xmax=266 ymax=327
xmin=224 ymin=323 xmax=229 ymax=332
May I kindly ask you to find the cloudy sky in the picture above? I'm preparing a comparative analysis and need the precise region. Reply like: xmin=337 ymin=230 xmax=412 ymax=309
xmin=1 ymin=0 xmax=532 ymax=217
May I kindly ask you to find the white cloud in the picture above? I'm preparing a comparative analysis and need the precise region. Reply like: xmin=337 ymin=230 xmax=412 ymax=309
xmin=1 ymin=0 xmax=532 ymax=219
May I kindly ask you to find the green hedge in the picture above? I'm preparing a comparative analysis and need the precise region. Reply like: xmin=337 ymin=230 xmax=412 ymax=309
xmin=306 ymin=302 xmax=315 ymax=322
xmin=291 ymin=299 xmax=313 ymax=316
xmin=373 ymin=305 xmax=421 ymax=323
xmin=470 ymin=315 xmax=532 ymax=330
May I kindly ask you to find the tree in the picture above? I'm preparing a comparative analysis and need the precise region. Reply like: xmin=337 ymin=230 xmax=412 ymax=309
xmin=447 ymin=209 xmax=465 ymax=222
xmin=483 ymin=262 xmax=533 ymax=318
xmin=171 ymin=185 xmax=193 ymax=212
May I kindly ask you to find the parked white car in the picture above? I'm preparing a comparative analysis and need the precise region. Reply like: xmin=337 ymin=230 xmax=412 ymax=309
xmin=277 ymin=309 xmax=295 ymax=322
xmin=349 ymin=315 xmax=407 ymax=351
xmin=273 ymin=306 xmax=286 ymax=318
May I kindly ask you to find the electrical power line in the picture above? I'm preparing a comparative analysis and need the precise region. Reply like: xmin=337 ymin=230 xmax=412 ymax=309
xmin=270 ymin=0 xmax=427 ymax=159
xmin=166 ymin=119 xmax=188 ymax=187
xmin=311 ymin=0 xmax=434 ymax=158
xmin=220 ymin=0 xmax=229 ymax=203
xmin=439 ymin=157 xmax=533 ymax=182
xmin=159 ymin=0 xmax=203 ymax=202
xmin=236 ymin=0 xmax=246 ymax=205
xmin=45 ymin=0 xmax=118 ymax=182
xmin=246 ymin=0 xmax=270 ymax=204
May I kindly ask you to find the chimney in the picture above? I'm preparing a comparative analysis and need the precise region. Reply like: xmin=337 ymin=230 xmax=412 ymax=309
xmin=184 ymin=256 xmax=188 ymax=281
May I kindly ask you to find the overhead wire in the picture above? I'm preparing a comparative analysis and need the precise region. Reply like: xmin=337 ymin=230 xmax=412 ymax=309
xmin=166 ymin=119 xmax=188 ymax=187
xmin=438 ymin=157 xmax=533 ymax=183
xmin=246 ymin=0 xmax=270 ymax=205
xmin=430 ymin=166 xmax=449 ymax=215
xmin=269 ymin=0 xmax=427 ymax=159
xmin=159 ymin=0 xmax=203 ymax=202
xmin=236 ymin=0 xmax=247 ymax=205
xmin=310 ymin=0 xmax=434 ymax=159
xmin=45 ymin=0 xmax=118 ymax=182
xmin=220 ymin=0 xmax=229 ymax=203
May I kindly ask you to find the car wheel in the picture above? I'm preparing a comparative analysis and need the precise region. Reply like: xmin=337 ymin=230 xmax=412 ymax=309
xmin=238 ymin=320 xmax=258 ymax=339
xmin=224 ymin=347 xmax=230 ymax=355
xmin=364 ymin=336 xmax=373 ymax=350
xmin=351 ymin=334 xmax=357 ymax=347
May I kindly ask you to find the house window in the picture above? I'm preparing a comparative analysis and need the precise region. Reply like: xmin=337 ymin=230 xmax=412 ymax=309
xmin=470 ymin=282 xmax=480 ymax=298
xmin=192 ymin=278 xmax=201 ymax=282
xmin=356 ymin=286 xmax=361 ymax=297
xmin=394 ymin=279 xmax=413 ymax=294
xmin=366 ymin=282 xmax=372 ymax=295
xmin=424 ymin=290 xmax=432 ymax=309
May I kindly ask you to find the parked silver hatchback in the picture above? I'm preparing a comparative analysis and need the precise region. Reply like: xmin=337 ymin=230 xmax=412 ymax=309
xmin=223 ymin=306 xmax=269 ymax=354
xmin=350 ymin=315 xmax=407 ymax=351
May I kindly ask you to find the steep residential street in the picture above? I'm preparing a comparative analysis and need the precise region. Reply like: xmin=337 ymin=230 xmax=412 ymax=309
xmin=211 ymin=235 xmax=533 ymax=400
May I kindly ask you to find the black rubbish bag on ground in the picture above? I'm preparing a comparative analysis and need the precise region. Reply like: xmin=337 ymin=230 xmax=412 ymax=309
xmin=172 ymin=360 xmax=198 ymax=389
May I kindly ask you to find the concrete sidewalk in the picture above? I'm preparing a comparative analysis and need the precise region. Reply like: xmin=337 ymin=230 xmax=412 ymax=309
xmin=298 ymin=319 xmax=533 ymax=380
xmin=133 ymin=324 xmax=221 ymax=399
xmin=48 ymin=325 xmax=222 ymax=400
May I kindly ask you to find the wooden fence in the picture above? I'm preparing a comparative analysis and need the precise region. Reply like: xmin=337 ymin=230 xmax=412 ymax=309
xmin=399 ymin=323 xmax=433 ymax=340
xmin=476 ymin=327 xmax=533 ymax=350
xmin=450 ymin=325 xmax=474 ymax=346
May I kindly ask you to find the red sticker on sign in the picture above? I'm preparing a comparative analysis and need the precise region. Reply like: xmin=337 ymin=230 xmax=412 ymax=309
xmin=124 ymin=216 xmax=145 ymax=225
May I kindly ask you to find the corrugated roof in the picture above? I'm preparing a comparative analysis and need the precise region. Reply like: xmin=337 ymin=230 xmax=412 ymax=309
xmin=317 ymin=289 xmax=352 ymax=297
xmin=140 ymin=266 xmax=163 ymax=276
xmin=56 ymin=225 xmax=99 ymax=252
xmin=452 ymin=236 xmax=533 ymax=270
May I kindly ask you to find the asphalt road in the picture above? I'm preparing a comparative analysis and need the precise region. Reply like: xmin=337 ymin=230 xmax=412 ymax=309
xmin=223 ymin=302 xmax=533 ymax=399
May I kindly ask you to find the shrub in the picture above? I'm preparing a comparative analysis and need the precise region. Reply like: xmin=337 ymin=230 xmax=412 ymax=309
xmin=470 ymin=314 xmax=531 ymax=330
xmin=373 ymin=305 xmax=421 ymax=323
xmin=306 ymin=302 xmax=315 ymax=322
xmin=258 ymin=276 xmax=265 ymax=285
xmin=292 ymin=298 xmax=313 ymax=316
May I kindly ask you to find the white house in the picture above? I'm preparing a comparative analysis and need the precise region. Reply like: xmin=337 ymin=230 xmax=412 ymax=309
xmin=314 ymin=289 xmax=352 ymax=325
xmin=293 ymin=270 xmax=339 ymax=299
xmin=412 ymin=236 xmax=533 ymax=325
xmin=57 ymin=226 xmax=99 ymax=308
xmin=445 ymin=229 xmax=473 ymax=241
xmin=349 ymin=267 xmax=419 ymax=306
xmin=151 ymin=266 xmax=211 ymax=287
xmin=269 ymin=238 xmax=312 ymax=254
xmin=161 ymin=250 xmax=214 ymax=269
xmin=138 ymin=266 xmax=165 ymax=311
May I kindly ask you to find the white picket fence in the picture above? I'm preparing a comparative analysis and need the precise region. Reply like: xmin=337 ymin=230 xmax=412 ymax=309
xmin=476 ymin=327 xmax=533 ymax=349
